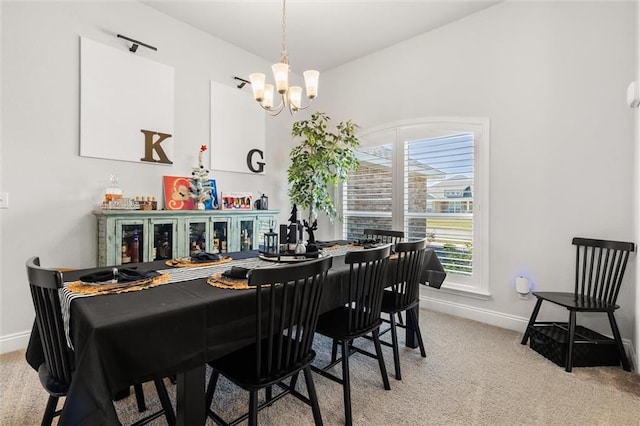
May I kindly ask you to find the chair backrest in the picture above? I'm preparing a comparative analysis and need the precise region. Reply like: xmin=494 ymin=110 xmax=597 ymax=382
xmin=250 ymin=256 xmax=333 ymax=382
xmin=26 ymin=257 xmax=74 ymax=387
xmin=363 ymin=229 xmax=404 ymax=245
xmin=572 ymin=237 xmax=635 ymax=304
xmin=344 ymin=244 xmax=392 ymax=335
xmin=388 ymin=239 xmax=428 ymax=310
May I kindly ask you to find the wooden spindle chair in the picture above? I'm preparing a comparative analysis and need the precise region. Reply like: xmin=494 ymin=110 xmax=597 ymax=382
xmin=206 ymin=256 xmax=333 ymax=426
xmin=363 ymin=229 xmax=404 ymax=245
xmin=520 ymin=238 xmax=635 ymax=372
xmin=26 ymin=257 xmax=175 ymax=426
xmin=378 ymin=238 xmax=428 ymax=380
xmin=311 ymin=245 xmax=392 ymax=426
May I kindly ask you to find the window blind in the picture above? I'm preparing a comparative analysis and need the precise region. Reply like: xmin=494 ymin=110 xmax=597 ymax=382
xmin=342 ymin=144 xmax=394 ymax=240
xmin=404 ymin=133 xmax=474 ymax=275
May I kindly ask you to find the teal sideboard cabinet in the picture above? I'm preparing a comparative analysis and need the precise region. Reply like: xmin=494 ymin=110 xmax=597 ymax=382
xmin=93 ymin=209 xmax=279 ymax=267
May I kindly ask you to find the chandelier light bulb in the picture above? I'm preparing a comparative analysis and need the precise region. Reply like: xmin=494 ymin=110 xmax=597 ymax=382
xmin=249 ymin=73 xmax=266 ymax=102
xmin=263 ymin=84 xmax=275 ymax=109
xmin=271 ymin=62 xmax=290 ymax=94
xmin=303 ymin=70 xmax=319 ymax=99
xmin=288 ymin=86 xmax=302 ymax=110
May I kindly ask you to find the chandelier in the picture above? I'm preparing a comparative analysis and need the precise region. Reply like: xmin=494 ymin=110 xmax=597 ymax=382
xmin=249 ymin=0 xmax=319 ymax=116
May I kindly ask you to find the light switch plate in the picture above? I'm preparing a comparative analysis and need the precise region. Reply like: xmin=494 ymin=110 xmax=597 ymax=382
xmin=0 ymin=192 xmax=8 ymax=209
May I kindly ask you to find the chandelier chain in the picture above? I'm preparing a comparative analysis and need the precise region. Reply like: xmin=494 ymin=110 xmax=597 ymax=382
xmin=281 ymin=0 xmax=288 ymax=62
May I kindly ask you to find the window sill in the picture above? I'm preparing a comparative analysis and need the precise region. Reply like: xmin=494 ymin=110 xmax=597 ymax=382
xmin=422 ymin=282 xmax=491 ymax=300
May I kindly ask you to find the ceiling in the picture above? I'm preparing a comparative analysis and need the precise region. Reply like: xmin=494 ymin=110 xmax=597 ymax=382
xmin=143 ymin=1 xmax=501 ymax=72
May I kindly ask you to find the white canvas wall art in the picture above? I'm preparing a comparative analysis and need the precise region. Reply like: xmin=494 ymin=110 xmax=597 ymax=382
xmin=80 ymin=37 xmax=174 ymax=164
xmin=210 ymin=80 xmax=265 ymax=174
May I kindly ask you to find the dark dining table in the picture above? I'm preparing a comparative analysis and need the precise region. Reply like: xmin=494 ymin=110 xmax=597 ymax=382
xmin=26 ymin=248 xmax=445 ymax=426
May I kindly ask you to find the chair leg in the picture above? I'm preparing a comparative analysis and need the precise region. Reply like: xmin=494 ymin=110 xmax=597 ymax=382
xmin=341 ymin=340 xmax=353 ymax=426
xmin=248 ymin=390 xmax=259 ymax=426
xmin=41 ymin=395 xmax=59 ymax=426
xmin=407 ymin=308 xmax=427 ymax=358
xmin=397 ymin=311 xmax=404 ymax=325
xmin=566 ymin=310 xmax=576 ymax=373
xmin=133 ymin=384 xmax=146 ymax=412
xmin=290 ymin=371 xmax=300 ymax=390
xmin=371 ymin=328 xmax=391 ymax=391
xmin=154 ymin=378 xmax=176 ymax=426
xmin=389 ymin=313 xmax=401 ymax=380
xmin=205 ymin=371 xmax=220 ymax=409
xmin=607 ymin=311 xmax=631 ymax=372
xmin=266 ymin=386 xmax=273 ymax=406
xmin=521 ymin=298 xmax=543 ymax=345
xmin=303 ymin=366 xmax=324 ymax=426
xmin=331 ymin=339 xmax=339 ymax=363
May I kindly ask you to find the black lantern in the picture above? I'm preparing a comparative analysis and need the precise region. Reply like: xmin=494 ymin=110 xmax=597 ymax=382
xmin=263 ymin=228 xmax=278 ymax=254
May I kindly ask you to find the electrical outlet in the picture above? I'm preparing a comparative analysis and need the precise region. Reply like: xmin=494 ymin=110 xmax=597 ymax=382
xmin=0 ymin=192 xmax=8 ymax=209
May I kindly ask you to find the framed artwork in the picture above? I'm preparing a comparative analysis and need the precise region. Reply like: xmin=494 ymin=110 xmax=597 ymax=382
xmin=221 ymin=192 xmax=253 ymax=210
xmin=204 ymin=180 xmax=219 ymax=210
xmin=163 ymin=176 xmax=194 ymax=210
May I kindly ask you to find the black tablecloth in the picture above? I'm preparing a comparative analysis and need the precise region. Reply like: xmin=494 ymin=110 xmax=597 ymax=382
xmin=26 ymin=249 xmax=445 ymax=425
xmin=316 ymin=241 xmax=446 ymax=289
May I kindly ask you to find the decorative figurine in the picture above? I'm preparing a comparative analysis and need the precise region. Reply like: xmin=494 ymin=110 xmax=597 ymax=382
xmin=303 ymin=219 xmax=317 ymax=244
xmin=288 ymin=204 xmax=298 ymax=224
xmin=189 ymin=145 xmax=214 ymax=210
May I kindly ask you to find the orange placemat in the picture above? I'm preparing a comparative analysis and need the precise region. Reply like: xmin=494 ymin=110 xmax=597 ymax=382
xmin=66 ymin=272 xmax=172 ymax=295
xmin=165 ymin=257 xmax=232 ymax=268
xmin=207 ymin=273 xmax=251 ymax=290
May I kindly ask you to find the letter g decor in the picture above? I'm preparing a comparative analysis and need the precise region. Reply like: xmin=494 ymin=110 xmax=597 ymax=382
xmin=246 ymin=149 xmax=265 ymax=173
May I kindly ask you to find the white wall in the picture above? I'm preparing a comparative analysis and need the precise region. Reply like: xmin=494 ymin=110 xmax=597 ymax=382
xmin=0 ymin=1 xmax=4 ymax=350
xmin=635 ymin=0 xmax=640 ymax=370
xmin=0 ymin=1 xmax=293 ymax=352
xmin=315 ymin=1 xmax=638 ymax=355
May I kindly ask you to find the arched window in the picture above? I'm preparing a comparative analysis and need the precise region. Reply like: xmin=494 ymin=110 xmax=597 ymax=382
xmin=340 ymin=117 xmax=490 ymax=296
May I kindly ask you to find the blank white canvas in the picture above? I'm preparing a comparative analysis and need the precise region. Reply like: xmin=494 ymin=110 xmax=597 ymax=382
xmin=210 ymin=81 xmax=265 ymax=174
xmin=80 ymin=37 xmax=174 ymax=163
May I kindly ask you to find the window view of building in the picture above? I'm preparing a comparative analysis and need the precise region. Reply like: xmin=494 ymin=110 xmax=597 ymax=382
xmin=342 ymin=144 xmax=394 ymax=240
xmin=405 ymin=134 xmax=474 ymax=276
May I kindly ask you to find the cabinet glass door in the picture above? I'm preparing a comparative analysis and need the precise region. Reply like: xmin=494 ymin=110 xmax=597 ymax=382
xmin=212 ymin=220 xmax=229 ymax=254
xmin=256 ymin=216 xmax=275 ymax=252
xmin=239 ymin=220 xmax=254 ymax=251
xmin=152 ymin=222 xmax=175 ymax=261
xmin=188 ymin=221 xmax=208 ymax=255
xmin=121 ymin=224 xmax=144 ymax=264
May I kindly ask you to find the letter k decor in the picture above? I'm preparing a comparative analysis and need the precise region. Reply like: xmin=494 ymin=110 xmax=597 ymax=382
xmin=140 ymin=129 xmax=173 ymax=164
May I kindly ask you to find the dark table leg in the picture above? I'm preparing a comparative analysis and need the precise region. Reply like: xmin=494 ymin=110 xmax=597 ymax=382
xmin=176 ymin=364 xmax=205 ymax=426
xmin=405 ymin=306 xmax=418 ymax=348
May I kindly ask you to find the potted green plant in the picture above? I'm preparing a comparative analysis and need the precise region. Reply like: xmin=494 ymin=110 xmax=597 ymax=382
xmin=287 ymin=112 xmax=360 ymax=243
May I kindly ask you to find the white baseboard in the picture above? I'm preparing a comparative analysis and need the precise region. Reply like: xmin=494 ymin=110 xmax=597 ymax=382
xmin=420 ymin=294 xmax=529 ymax=332
xmin=0 ymin=330 xmax=31 ymax=354
xmin=626 ymin=343 xmax=638 ymax=372
xmin=420 ymin=295 xmax=638 ymax=372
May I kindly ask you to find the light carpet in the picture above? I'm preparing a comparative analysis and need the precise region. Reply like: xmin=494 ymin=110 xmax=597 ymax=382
xmin=1 ymin=309 xmax=639 ymax=425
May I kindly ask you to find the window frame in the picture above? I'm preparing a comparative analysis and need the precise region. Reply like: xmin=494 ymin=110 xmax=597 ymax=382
xmin=338 ymin=117 xmax=491 ymax=297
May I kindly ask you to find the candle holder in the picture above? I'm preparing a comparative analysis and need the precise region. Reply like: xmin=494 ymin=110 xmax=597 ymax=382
xmin=263 ymin=228 xmax=278 ymax=255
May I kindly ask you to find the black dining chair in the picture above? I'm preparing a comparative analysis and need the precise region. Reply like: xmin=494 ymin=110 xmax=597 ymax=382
xmin=363 ymin=229 xmax=404 ymax=245
xmin=520 ymin=237 xmax=635 ymax=372
xmin=378 ymin=238 xmax=428 ymax=380
xmin=205 ymin=256 xmax=333 ymax=426
xmin=26 ymin=257 xmax=176 ymax=426
xmin=311 ymin=244 xmax=392 ymax=426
